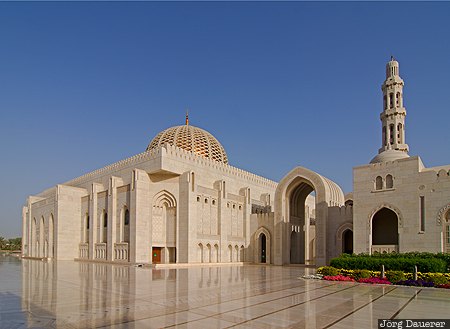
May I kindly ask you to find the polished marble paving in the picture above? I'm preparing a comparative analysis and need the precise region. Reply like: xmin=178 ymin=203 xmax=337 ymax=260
xmin=1 ymin=253 xmax=449 ymax=328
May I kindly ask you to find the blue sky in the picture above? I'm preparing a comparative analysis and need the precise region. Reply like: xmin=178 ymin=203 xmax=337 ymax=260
xmin=1 ymin=2 xmax=449 ymax=237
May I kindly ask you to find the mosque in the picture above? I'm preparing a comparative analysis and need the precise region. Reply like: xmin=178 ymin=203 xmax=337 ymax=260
xmin=21 ymin=58 xmax=450 ymax=266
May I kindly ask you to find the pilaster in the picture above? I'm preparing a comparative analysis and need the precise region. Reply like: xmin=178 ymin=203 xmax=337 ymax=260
xmin=130 ymin=169 xmax=151 ymax=264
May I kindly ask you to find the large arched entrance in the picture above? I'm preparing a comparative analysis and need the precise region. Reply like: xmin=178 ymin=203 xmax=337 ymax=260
xmin=288 ymin=181 xmax=315 ymax=264
xmin=152 ymin=191 xmax=177 ymax=264
xmin=371 ymin=207 xmax=399 ymax=253
xmin=274 ymin=166 xmax=345 ymax=266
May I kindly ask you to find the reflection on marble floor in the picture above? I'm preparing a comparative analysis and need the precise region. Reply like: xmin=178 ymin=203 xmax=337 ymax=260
xmin=1 ymin=254 xmax=450 ymax=328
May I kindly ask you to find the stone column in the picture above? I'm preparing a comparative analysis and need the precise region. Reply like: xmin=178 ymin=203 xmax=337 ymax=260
xmin=178 ymin=171 xmax=192 ymax=263
xmin=89 ymin=184 xmax=100 ymax=260
xmin=130 ymin=169 xmax=151 ymax=264
xmin=107 ymin=177 xmax=117 ymax=261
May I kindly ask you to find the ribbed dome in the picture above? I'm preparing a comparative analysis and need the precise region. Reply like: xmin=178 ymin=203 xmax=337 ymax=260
xmin=370 ymin=150 xmax=410 ymax=164
xmin=147 ymin=125 xmax=228 ymax=164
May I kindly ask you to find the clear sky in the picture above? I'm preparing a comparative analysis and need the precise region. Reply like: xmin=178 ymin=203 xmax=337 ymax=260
xmin=1 ymin=2 xmax=449 ymax=238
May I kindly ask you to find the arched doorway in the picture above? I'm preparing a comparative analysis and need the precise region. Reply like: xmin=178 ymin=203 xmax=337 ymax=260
xmin=371 ymin=207 xmax=399 ymax=253
xmin=254 ymin=227 xmax=271 ymax=264
xmin=152 ymin=191 xmax=177 ymax=264
xmin=342 ymin=229 xmax=353 ymax=254
xmin=274 ymin=166 xmax=345 ymax=266
xmin=288 ymin=180 xmax=315 ymax=264
xmin=260 ymin=234 xmax=266 ymax=263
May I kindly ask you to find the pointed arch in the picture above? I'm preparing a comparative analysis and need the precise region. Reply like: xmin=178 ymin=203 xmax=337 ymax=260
xmin=254 ymin=226 xmax=271 ymax=264
xmin=152 ymin=190 xmax=177 ymax=258
xmin=336 ymin=223 xmax=353 ymax=255
xmin=370 ymin=206 xmax=400 ymax=254
xmin=368 ymin=203 xmax=403 ymax=229
xmin=274 ymin=166 xmax=344 ymax=266
xmin=153 ymin=190 xmax=177 ymax=208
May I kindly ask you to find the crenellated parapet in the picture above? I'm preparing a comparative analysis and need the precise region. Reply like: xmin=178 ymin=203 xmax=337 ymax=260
xmin=162 ymin=144 xmax=278 ymax=188
xmin=57 ymin=143 xmax=277 ymax=191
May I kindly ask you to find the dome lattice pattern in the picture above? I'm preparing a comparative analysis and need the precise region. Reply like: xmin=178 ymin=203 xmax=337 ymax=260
xmin=147 ymin=125 xmax=228 ymax=164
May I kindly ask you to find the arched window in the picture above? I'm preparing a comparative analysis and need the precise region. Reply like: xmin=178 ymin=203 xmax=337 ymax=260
xmin=102 ymin=212 xmax=108 ymax=243
xmin=397 ymin=123 xmax=403 ymax=143
xmin=123 ymin=208 xmax=130 ymax=243
xmin=396 ymin=92 xmax=400 ymax=106
xmin=375 ymin=176 xmax=383 ymax=190
xmin=124 ymin=209 xmax=129 ymax=226
xmin=389 ymin=124 xmax=395 ymax=144
xmin=85 ymin=214 xmax=90 ymax=243
xmin=386 ymin=174 xmax=394 ymax=189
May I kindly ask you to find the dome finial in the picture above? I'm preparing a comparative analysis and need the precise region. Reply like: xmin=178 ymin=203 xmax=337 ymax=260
xmin=185 ymin=109 xmax=189 ymax=126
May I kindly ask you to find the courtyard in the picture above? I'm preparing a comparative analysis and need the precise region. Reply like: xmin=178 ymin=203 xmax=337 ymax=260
xmin=1 ymin=254 xmax=449 ymax=328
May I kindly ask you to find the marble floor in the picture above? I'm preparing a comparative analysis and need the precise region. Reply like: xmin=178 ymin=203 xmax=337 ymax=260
xmin=1 ymin=254 xmax=449 ymax=329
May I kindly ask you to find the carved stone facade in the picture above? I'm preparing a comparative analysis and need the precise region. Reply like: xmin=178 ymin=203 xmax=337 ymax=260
xmin=22 ymin=58 xmax=450 ymax=266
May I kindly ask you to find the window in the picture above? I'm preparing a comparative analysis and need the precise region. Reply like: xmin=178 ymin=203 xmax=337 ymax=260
xmin=376 ymin=176 xmax=383 ymax=190
xmin=104 ymin=213 xmax=108 ymax=227
xmin=420 ymin=196 xmax=425 ymax=232
xmin=386 ymin=175 xmax=393 ymax=189
xmin=124 ymin=209 xmax=129 ymax=226
xmin=389 ymin=124 xmax=394 ymax=144
xmin=86 ymin=215 xmax=90 ymax=229
xmin=197 ymin=196 xmax=200 ymax=202
xmin=212 ymin=200 xmax=216 ymax=206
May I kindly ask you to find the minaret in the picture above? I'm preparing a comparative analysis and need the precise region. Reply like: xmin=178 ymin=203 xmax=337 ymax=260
xmin=371 ymin=57 xmax=410 ymax=163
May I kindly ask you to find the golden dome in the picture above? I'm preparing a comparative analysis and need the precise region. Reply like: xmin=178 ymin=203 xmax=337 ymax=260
xmin=147 ymin=124 xmax=228 ymax=164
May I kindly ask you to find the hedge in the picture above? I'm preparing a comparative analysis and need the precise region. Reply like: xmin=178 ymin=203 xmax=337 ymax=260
xmin=338 ymin=252 xmax=450 ymax=272
xmin=330 ymin=255 xmax=447 ymax=273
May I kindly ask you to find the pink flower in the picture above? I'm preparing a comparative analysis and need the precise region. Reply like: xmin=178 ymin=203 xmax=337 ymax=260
xmin=358 ymin=277 xmax=391 ymax=285
xmin=323 ymin=275 xmax=355 ymax=282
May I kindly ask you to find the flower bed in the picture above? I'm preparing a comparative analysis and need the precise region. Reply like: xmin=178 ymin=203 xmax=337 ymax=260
xmin=358 ymin=277 xmax=391 ymax=285
xmin=323 ymin=275 xmax=355 ymax=282
xmin=315 ymin=265 xmax=450 ymax=289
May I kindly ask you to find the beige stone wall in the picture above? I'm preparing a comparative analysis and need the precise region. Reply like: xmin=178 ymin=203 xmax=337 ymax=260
xmin=24 ymin=144 xmax=277 ymax=265
xmin=353 ymin=156 xmax=450 ymax=254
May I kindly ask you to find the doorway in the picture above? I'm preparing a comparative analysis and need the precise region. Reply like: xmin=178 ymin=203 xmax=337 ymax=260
xmin=152 ymin=247 xmax=162 ymax=264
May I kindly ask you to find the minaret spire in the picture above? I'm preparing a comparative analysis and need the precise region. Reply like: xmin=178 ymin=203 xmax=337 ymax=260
xmin=371 ymin=57 xmax=410 ymax=163
xmin=379 ymin=57 xmax=409 ymax=153
xmin=185 ymin=109 xmax=189 ymax=126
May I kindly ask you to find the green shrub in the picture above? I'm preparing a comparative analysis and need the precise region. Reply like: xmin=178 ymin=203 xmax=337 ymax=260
xmin=317 ymin=266 xmax=339 ymax=276
xmin=351 ymin=269 xmax=372 ymax=280
xmin=385 ymin=270 xmax=405 ymax=283
xmin=330 ymin=255 xmax=447 ymax=273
